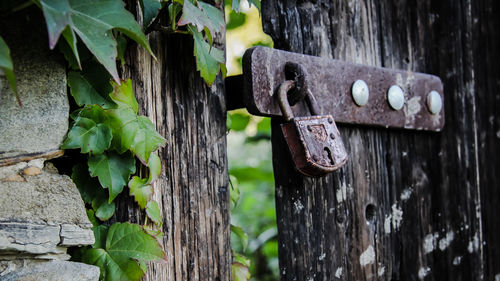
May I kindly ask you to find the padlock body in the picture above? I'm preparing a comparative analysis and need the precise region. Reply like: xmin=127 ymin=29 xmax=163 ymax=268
xmin=281 ymin=115 xmax=348 ymax=177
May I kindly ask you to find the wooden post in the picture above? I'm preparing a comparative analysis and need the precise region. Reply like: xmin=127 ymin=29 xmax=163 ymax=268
xmin=114 ymin=2 xmax=231 ymax=280
xmin=263 ymin=0 xmax=499 ymax=280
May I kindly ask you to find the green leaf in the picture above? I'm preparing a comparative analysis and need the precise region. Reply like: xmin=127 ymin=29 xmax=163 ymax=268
xmin=92 ymin=225 xmax=109 ymax=249
xmin=198 ymin=1 xmax=224 ymax=35
xmin=226 ymin=9 xmax=246 ymax=30
xmin=228 ymin=112 xmax=250 ymax=131
xmin=72 ymin=163 xmax=101 ymax=204
xmin=92 ymin=196 xmax=116 ymax=221
xmin=231 ymin=224 xmax=248 ymax=251
xmin=232 ymin=262 xmax=250 ymax=281
xmin=83 ymin=222 xmax=165 ymax=281
xmin=178 ymin=1 xmax=211 ymax=33
xmin=106 ymin=108 xmax=166 ymax=163
xmin=116 ymin=35 xmax=127 ymax=66
xmin=40 ymin=0 xmax=154 ymax=82
xmin=147 ymin=153 xmax=161 ymax=183
xmin=140 ymin=0 xmax=161 ymax=29
xmin=62 ymin=117 xmax=112 ymax=155
xmin=229 ymin=174 xmax=240 ymax=209
xmin=109 ymin=79 xmax=139 ymax=113
xmin=247 ymin=0 xmax=260 ymax=11
xmin=233 ymin=252 xmax=250 ymax=267
xmin=0 ymin=36 xmax=18 ymax=101
xmin=86 ymin=209 xmax=100 ymax=227
xmin=128 ymin=176 xmax=152 ymax=209
xmin=88 ymin=152 xmax=136 ymax=202
xmin=231 ymin=0 xmax=240 ymax=12
xmin=189 ymin=25 xmax=224 ymax=85
xmin=146 ymin=201 xmax=162 ymax=225
xmin=168 ymin=2 xmax=183 ymax=29
xmin=68 ymin=71 xmax=115 ymax=109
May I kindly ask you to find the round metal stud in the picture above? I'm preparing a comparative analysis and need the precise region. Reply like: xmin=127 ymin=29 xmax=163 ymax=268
xmin=426 ymin=90 xmax=443 ymax=115
xmin=387 ymin=85 xmax=405 ymax=110
xmin=351 ymin=80 xmax=370 ymax=106
xmin=330 ymin=133 xmax=336 ymax=140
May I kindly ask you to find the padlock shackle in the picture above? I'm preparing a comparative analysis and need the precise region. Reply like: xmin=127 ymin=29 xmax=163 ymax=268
xmin=277 ymin=80 xmax=296 ymax=121
xmin=277 ymin=80 xmax=322 ymax=121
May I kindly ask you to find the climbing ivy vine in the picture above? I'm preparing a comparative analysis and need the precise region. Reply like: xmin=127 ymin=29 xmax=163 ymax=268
xmin=0 ymin=0 xmax=259 ymax=280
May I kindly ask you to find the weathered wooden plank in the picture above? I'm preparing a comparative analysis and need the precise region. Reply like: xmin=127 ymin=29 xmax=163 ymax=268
xmin=263 ymin=0 xmax=494 ymax=280
xmin=113 ymin=2 xmax=231 ymax=280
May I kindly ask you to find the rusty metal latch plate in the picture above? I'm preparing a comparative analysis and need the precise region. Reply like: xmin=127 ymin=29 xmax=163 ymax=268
xmin=241 ymin=46 xmax=445 ymax=131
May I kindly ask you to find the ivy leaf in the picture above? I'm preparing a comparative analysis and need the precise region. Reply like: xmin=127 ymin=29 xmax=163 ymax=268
xmin=72 ymin=163 xmax=101 ymax=204
xmin=82 ymin=222 xmax=165 ymax=281
xmin=140 ymin=0 xmax=161 ymax=29
xmin=178 ymin=0 xmax=223 ymax=37
xmin=62 ymin=117 xmax=113 ymax=155
xmin=146 ymin=201 xmax=162 ymax=225
xmin=198 ymin=1 xmax=224 ymax=35
xmin=92 ymin=196 xmax=116 ymax=221
xmin=40 ymin=0 xmax=154 ymax=83
xmin=188 ymin=25 xmax=224 ymax=85
xmin=128 ymin=176 xmax=152 ymax=209
xmin=147 ymin=153 xmax=161 ymax=183
xmin=231 ymin=0 xmax=240 ymax=12
xmin=88 ymin=152 xmax=136 ymax=202
xmin=0 ymin=36 xmax=18 ymax=103
xmin=86 ymin=209 xmax=100 ymax=227
xmin=247 ymin=0 xmax=260 ymax=11
xmin=106 ymin=108 xmax=166 ymax=163
xmin=68 ymin=71 xmax=115 ymax=109
xmin=109 ymin=79 xmax=139 ymax=113
xmin=232 ymin=262 xmax=250 ymax=281
xmin=230 ymin=224 xmax=248 ymax=251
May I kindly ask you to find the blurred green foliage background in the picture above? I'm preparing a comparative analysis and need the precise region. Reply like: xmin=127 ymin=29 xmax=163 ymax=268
xmin=225 ymin=1 xmax=278 ymax=280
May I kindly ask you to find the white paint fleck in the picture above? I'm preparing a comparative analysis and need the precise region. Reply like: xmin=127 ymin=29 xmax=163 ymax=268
xmin=453 ymin=256 xmax=462 ymax=266
xmin=400 ymin=187 xmax=413 ymax=201
xmin=467 ymin=233 xmax=480 ymax=253
xmin=319 ymin=253 xmax=326 ymax=261
xmin=423 ymin=233 xmax=439 ymax=254
xmin=384 ymin=214 xmax=392 ymax=234
xmin=418 ymin=267 xmax=431 ymax=279
xmin=336 ymin=182 xmax=347 ymax=203
xmin=360 ymin=245 xmax=375 ymax=266
xmin=392 ymin=203 xmax=403 ymax=230
xmin=404 ymin=96 xmax=422 ymax=125
xmin=496 ymin=130 xmax=500 ymax=138
xmin=293 ymin=201 xmax=304 ymax=214
xmin=495 ymin=273 xmax=500 ymax=281
xmin=378 ymin=266 xmax=385 ymax=277
xmin=438 ymin=231 xmax=455 ymax=251
xmin=335 ymin=267 xmax=343 ymax=278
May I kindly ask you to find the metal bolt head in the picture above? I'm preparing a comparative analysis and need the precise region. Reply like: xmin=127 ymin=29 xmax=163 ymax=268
xmin=426 ymin=90 xmax=443 ymax=115
xmin=387 ymin=85 xmax=405 ymax=110
xmin=307 ymin=125 xmax=312 ymax=132
xmin=351 ymin=80 xmax=370 ymax=106
xmin=330 ymin=133 xmax=336 ymax=139
xmin=327 ymin=117 xmax=333 ymax=124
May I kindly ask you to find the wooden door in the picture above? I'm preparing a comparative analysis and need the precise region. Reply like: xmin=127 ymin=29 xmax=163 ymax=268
xmin=262 ymin=1 xmax=500 ymax=280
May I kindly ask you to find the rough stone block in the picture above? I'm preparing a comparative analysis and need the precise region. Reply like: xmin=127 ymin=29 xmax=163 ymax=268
xmin=0 ymin=260 xmax=99 ymax=281
xmin=0 ymin=9 xmax=68 ymax=159
xmin=0 ymin=165 xmax=94 ymax=258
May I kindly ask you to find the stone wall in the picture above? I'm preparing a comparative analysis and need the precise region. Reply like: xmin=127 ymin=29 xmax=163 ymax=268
xmin=0 ymin=10 xmax=99 ymax=281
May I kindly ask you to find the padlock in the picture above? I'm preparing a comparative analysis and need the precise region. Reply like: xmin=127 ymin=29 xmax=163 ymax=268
xmin=277 ymin=80 xmax=348 ymax=177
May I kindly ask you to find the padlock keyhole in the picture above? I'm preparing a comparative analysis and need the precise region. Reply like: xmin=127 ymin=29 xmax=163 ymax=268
xmin=324 ymin=147 xmax=335 ymax=165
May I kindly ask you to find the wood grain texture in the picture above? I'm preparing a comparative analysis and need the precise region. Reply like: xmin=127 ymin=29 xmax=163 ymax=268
xmin=113 ymin=2 xmax=231 ymax=280
xmin=263 ymin=0 xmax=499 ymax=280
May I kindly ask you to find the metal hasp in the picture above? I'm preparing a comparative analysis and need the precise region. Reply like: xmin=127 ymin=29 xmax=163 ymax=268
xmin=235 ymin=46 xmax=445 ymax=131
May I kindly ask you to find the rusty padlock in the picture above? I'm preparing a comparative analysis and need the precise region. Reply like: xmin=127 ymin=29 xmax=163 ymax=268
xmin=278 ymin=80 xmax=348 ymax=177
